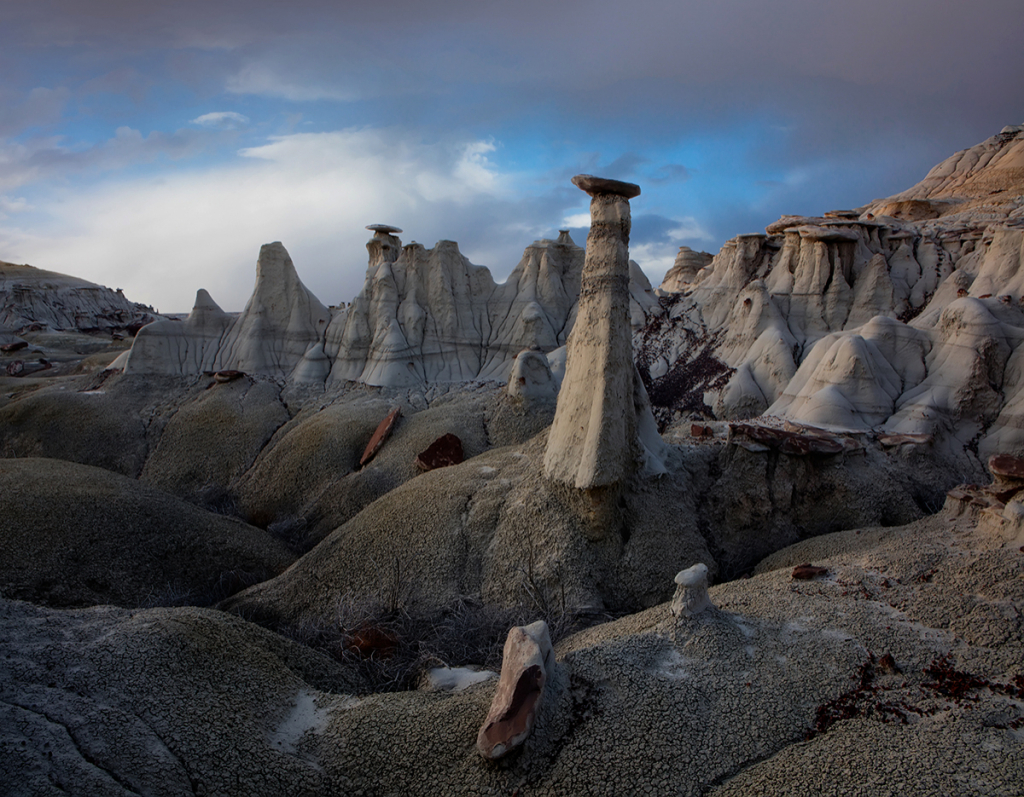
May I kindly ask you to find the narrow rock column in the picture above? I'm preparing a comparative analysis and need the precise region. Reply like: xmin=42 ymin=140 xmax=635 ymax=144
xmin=543 ymin=175 xmax=642 ymax=489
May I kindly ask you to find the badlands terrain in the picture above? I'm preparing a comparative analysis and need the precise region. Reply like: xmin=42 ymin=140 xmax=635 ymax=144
xmin=1 ymin=127 xmax=1023 ymax=795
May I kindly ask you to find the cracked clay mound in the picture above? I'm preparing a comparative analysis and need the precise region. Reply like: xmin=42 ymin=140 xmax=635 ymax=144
xmin=2 ymin=509 xmax=1020 ymax=796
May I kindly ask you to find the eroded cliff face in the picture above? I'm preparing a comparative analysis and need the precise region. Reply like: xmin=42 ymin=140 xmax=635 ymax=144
xmin=637 ymin=125 xmax=1024 ymax=469
xmin=0 ymin=260 xmax=159 ymax=334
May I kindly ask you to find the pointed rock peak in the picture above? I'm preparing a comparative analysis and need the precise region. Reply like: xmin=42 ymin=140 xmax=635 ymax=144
xmin=192 ymin=289 xmax=224 ymax=314
xmin=255 ymin=241 xmax=298 ymax=286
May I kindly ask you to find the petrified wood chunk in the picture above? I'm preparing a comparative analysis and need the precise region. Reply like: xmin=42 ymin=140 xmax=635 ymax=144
xmin=0 ymin=340 xmax=27 ymax=353
xmin=415 ymin=433 xmax=463 ymax=471
xmin=360 ymin=407 xmax=402 ymax=467
xmin=476 ymin=620 xmax=553 ymax=759
xmin=989 ymin=454 xmax=1024 ymax=482
xmin=792 ymin=563 xmax=829 ymax=580
xmin=213 ymin=369 xmax=245 ymax=383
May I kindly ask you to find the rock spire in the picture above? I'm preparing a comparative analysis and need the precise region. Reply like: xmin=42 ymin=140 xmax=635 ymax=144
xmin=543 ymin=175 xmax=668 ymax=488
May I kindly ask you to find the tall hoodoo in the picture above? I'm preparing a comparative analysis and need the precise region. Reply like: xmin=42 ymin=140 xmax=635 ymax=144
xmin=543 ymin=175 xmax=667 ymax=488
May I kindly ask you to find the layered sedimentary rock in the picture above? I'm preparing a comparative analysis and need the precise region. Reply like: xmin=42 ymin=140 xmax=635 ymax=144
xmin=120 ymin=229 xmax=660 ymax=387
xmin=0 ymin=259 xmax=158 ymax=333
xmin=638 ymin=125 xmax=1024 ymax=470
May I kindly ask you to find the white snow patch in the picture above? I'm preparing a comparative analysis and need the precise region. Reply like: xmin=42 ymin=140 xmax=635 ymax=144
xmin=269 ymin=690 xmax=334 ymax=754
xmin=655 ymin=648 xmax=693 ymax=680
xmin=424 ymin=666 xmax=496 ymax=692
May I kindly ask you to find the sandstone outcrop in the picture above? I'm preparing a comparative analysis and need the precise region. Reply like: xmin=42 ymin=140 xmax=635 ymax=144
xmin=124 ymin=243 xmax=330 ymax=379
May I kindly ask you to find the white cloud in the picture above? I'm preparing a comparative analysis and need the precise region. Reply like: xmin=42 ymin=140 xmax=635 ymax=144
xmin=667 ymin=217 xmax=713 ymax=242
xmin=0 ymin=196 xmax=31 ymax=220
xmin=192 ymin=111 xmax=250 ymax=129
xmin=225 ymin=64 xmax=358 ymax=102
xmin=561 ymin=211 xmax=591 ymax=228
xmin=0 ymin=129 xmax=542 ymax=313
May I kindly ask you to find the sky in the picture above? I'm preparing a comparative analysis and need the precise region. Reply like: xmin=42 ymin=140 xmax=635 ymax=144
xmin=1 ymin=0 xmax=1022 ymax=313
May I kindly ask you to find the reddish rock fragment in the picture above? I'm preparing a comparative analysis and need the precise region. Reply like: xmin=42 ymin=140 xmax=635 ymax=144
xmin=348 ymin=625 xmax=400 ymax=659
xmin=477 ymin=620 xmax=553 ymax=759
xmin=792 ymin=563 xmax=829 ymax=580
xmin=415 ymin=433 xmax=464 ymax=471
xmin=359 ymin=407 xmax=402 ymax=467
xmin=213 ymin=369 xmax=245 ymax=383
xmin=5 ymin=360 xmax=24 ymax=376
xmin=877 ymin=653 xmax=900 ymax=674
xmin=691 ymin=424 xmax=713 ymax=438
xmin=0 ymin=340 xmax=27 ymax=353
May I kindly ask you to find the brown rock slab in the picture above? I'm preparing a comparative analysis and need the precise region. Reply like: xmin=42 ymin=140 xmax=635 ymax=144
xmin=213 ymin=370 xmax=245 ymax=383
xmin=476 ymin=620 xmax=553 ymax=760
xmin=359 ymin=407 xmax=401 ymax=467
xmin=415 ymin=433 xmax=464 ymax=471
xmin=571 ymin=174 xmax=641 ymax=199
xmin=1 ymin=340 xmax=27 ymax=353
xmin=366 ymin=223 xmax=403 ymax=234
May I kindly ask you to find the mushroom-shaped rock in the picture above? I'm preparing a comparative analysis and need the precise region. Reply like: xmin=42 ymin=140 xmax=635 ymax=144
xmin=476 ymin=620 xmax=553 ymax=759
xmin=670 ymin=563 xmax=711 ymax=620
xmin=414 ymin=433 xmax=464 ymax=471
xmin=571 ymin=174 xmax=641 ymax=198
xmin=544 ymin=174 xmax=669 ymax=488
xmin=366 ymin=224 xmax=403 ymax=235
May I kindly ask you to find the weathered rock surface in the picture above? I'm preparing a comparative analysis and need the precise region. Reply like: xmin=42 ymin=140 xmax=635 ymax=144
xmin=4 ymin=509 xmax=1020 ymax=796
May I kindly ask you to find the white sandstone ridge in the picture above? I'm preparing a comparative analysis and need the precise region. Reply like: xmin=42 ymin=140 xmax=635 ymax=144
xmin=122 ymin=228 xmax=661 ymax=385
xmin=0 ymin=259 xmax=159 ymax=333
xmin=122 ymin=243 xmax=330 ymax=378
xmin=638 ymin=125 xmax=1024 ymax=467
